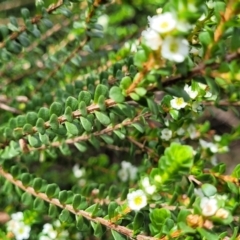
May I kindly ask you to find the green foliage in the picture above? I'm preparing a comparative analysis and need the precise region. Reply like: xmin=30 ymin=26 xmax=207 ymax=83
xmin=1 ymin=0 xmax=240 ymax=239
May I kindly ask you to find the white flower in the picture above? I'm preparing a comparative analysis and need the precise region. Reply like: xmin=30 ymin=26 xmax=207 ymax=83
xmin=184 ymin=84 xmax=198 ymax=99
xmin=198 ymin=83 xmax=207 ymax=90
xmin=59 ymin=230 xmax=69 ymax=238
xmin=187 ymin=124 xmax=198 ymax=139
xmin=40 ymin=236 xmax=52 ymax=240
xmin=11 ymin=212 xmax=24 ymax=221
xmin=215 ymin=208 xmax=229 ymax=219
xmin=199 ymin=13 xmax=206 ymax=21
xmin=192 ymin=101 xmax=202 ymax=112
xmin=127 ymin=190 xmax=147 ymax=211
xmin=141 ymin=28 xmax=162 ymax=50
xmin=190 ymin=47 xmax=200 ymax=56
xmin=170 ymin=97 xmax=187 ymax=110
xmin=118 ymin=161 xmax=138 ymax=182
xmin=210 ymin=155 xmax=218 ymax=166
xmin=200 ymin=197 xmax=218 ymax=216
xmin=148 ymin=12 xmax=177 ymax=34
xmin=35 ymin=0 xmax=44 ymax=6
xmin=161 ymin=36 xmax=189 ymax=62
xmin=188 ymin=3 xmax=198 ymax=12
xmin=206 ymin=0 xmax=215 ymax=9
xmin=118 ymin=168 xmax=129 ymax=182
xmin=161 ymin=128 xmax=172 ymax=141
xmin=218 ymin=146 xmax=229 ymax=153
xmin=121 ymin=161 xmax=132 ymax=169
xmin=177 ymin=127 xmax=185 ymax=135
xmin=7 ymin=220 xmax=21 ymax=232
xmin=97 ymin=14 xmax=109 ymax=31
xmin=72 ymin=164 xmax=86 ymax=178
xmin=12 ymin=222 xmax=31 ymax=240
xmin=214 ymin=135 xmax=221 ymax=142
xmin=42 ymin=223 xmax=57 ymax=239
xmin=204 ymin=91 xmax=212 ymax=98
xmin=199 ymin=139 xmax=218 ymax=153
xmin=141 ymin=177 xmax=156 ymax=195
xmin=176 ymin=21 xmax=192 ymax=32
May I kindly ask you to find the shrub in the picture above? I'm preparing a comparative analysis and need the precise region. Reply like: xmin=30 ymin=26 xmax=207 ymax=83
xmin=0 ymin=0 xmax=240 ymax=239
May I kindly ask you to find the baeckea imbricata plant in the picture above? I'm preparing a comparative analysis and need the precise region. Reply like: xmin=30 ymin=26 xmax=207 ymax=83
xmin=1 ymin=0 xmax=240 ymax=239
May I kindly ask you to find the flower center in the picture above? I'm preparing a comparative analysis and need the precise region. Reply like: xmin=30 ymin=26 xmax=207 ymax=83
xmin=134 ymin=196 xmax=143 ymax=206
xmin=160 ymin=21 xmax=169 ymax=29
xmin=176 ymin=98 xmax=184 ymax=105
xmin=170 ymin=42 xmax=179 ymax=52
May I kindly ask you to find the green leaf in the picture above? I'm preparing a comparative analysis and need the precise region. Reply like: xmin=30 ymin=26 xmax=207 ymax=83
xmin=169 ymin=109 xmax=179 ymax=120
xmin=150 ymin=209 xmax=171 ymax=227
xmin=95 ymin=111 xmax=110 ymax=125
xmin=38 ymin=107 xmax=50 ymax=121
xmin=35 ymin=118 xmax=46 ymax=134
xmin=111 ymin=230 xmax=126 ymax=240
xmin=21 ymin=192 xmax=33 ymax=206
xmin=114 ymin=130 xmax=125 ymax=139
xmin=72 ymin=194 xmax=82 ymax=210
xmin=32 ymin=178 xmax=43 ymax=192
xmin=59 ymin=190 xmax=68 ymax=204
xmin=109 ymin=86 xmax=125 ymax=103
xmin=80 ymin=117 xmax=92 ymax=132
xmin=178 ymin=222 xmax=196 ymax=234
xmin=74 ymin=142 xmax=87 ymax=152
xmin=120 ymin=76 xmax=132 ymax=90
xmin=48 ymin=204 xmax=59 ymax=218
xmin=28 ymin=135 xmax=41 ymax=148
xmin=65 ymin=122 xmax=79 ymax=136
xmin=154 ymin=143 xmax=193 ymax=185
xmin=98 ymin=95 xmax=106 ymax=111
xmin=50 ymin=102 xmax=63 ymax=116
xmin=64 ymin=106 xmax=73 ymax=122
xmin=59 ymin=209 xmax=72 ymax=223
xmin=10 ymin=166 xmax=20 ymax=178
xmin=199 ymin=31 xmax=213 ymax=47
xmin=197 ymin=228 xmax=219 ymax=240
xmin=177 ymin=209 xmax=192 ymax=223
xmin=79 ymin=101 xmax=88 ymax=117
xmin=16 ymin=115 xmax=27 ymax=127
xmin=133 ymin=212 xmax=144 ymax=234
xmin=34 ymin=198 xmax=47 ymax=211
xmin=108 ymin=202 xmax=118 ymax=220
xmin=65 ymin=96 xmax=78 ymax=110
xmin=100 ymin=134 xmax=114 ymax=144
xmin=132 ymin=123 xmax=144 ymax=133
xmin=76 ymin=215 xmax=89 ymax=231
xmin=135 ymin=87 xmax=147 ymax=97
xmin=49 ymin=114 xmax=59 ymax=130
xmin=46 ymin=183 xmax=60 ymax=198
xmin=26 ymin=112 xmax=38 ymax=125
xmin=21 ymin=173 xmax=32 ymax=186
xmin=23 ymin=123 xmax=34 ymax=134
xmin=232 ymin=164 xmax=240 ymax=178
xmin=94 ymin=84 xmax=108 ymax=103
xmin=129 ymin=92 xmax=140 ymax=101
xmin=85 ymin=204 xmax=100 ymax=217
xmin=91 ymin=222 xmax=103 ymax=238
xmin=134 ymin=50 xmax=148 ymax=69
xmin=78 ymin=91 xmax=92 ymax=105
xmin=201 ymin=184 xmax=217 ymax=197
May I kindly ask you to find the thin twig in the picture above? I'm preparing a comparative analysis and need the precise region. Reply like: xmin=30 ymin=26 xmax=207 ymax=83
xmin=0 ymin=103 xmax=21 ymax=114
xmin=28 ymin=113 xmax=151 ymax=151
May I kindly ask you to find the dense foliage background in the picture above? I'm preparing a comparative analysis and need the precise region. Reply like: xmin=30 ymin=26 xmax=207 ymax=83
xmin=0 ymin=0 xmax=240 ymax=239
